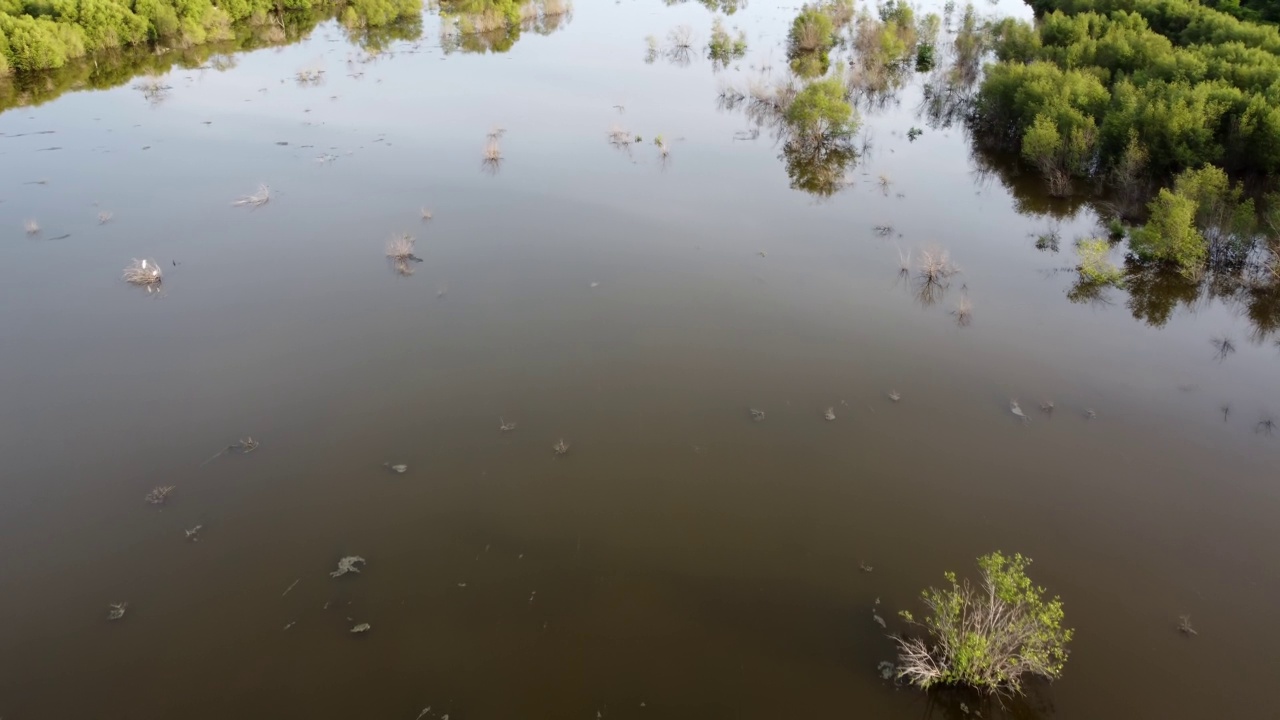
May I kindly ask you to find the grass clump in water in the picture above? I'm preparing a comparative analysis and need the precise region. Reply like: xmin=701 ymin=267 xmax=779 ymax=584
xmin=232 ymin=183 xmax=271 ymax=208
xmin=386 ymin=232 xmax=421 ymax=275
xmin=123 ymin=258 xmax=162 ymax=286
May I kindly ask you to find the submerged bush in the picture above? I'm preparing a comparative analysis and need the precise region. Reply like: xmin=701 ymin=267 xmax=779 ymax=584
xmin=787 ymin=5 xmax=834 ymax=55
xmin=706 ymin=16 xmax=745 ymax=68
xmin=1077 ymin=238 xmax=1124 ymax=286
xmin=784 ymin=74 xmax=858 ymax=143
xmin=894 ymin=552 xmax=1073 ymax=696
xmin=1126 ymin=164 xmax=1260 ymax=277
xmin=787 ymin=4 xmax=839 ymax=76
xmin=1129 ymin=189 xmax=1205 ymax=275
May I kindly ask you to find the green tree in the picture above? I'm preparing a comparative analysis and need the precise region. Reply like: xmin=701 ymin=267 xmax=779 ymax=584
xmin=1129 ymin=188 xmax=1206 ymax=275
xmin=785 ymin=75 xmax=858 ymax=143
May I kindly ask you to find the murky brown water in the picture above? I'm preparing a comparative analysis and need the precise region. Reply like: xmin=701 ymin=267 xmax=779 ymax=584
xmin=1 ymin=2 xmax=1278 ymax=718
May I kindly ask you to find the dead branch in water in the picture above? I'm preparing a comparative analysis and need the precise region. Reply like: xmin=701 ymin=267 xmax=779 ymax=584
xmin=201 ymin=437 xmax=259 ymax=465
xmin=913 ymin=247 xmax=958 ymax=306
xmin=953 ymin=291 xmax=973 ymax=326
xmin=123 ymin=258 xmax=162 ymax=286
xmin=232 ymin=184 xmax=271 ymax=208
xmin=482 ymin=138 xmax=503 ymax=174
xmin=144 ymin=486 xmax=175 ymax=505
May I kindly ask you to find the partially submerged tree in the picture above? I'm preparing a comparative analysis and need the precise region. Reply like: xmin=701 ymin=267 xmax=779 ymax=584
xmin=786 ymin=5 xmax=837 ymax=77
xmin=780 ymin=74 xmax=861 ymax=195
xmin=894 ymin=552 xmax=1073 ymax=696
xmin=1129 ymin=188 xmax=1206 ymax=277
xmin=706 ymin=16 xmax=746 ymax=69
xmin=1076 ymin=238 xmax=1124 ymax=287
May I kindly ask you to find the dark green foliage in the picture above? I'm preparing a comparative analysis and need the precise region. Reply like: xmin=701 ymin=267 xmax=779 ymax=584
xmin=914 ymin=40 xmax=934 ymax=70
xmin=1107 ymin=217 xmax=1126 ymax=239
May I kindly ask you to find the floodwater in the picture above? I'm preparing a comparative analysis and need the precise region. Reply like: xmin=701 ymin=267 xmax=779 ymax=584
xmin=1 ymin=2 xmax=1277 ymax=718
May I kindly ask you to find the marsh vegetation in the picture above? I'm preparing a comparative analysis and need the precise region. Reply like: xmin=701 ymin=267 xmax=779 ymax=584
xmin=894 ymin=552 xmax=1073 ymax=696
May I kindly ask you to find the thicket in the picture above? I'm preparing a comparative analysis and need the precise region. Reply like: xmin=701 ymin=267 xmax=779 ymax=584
xmin=975 ymin=0 xmax=1280 ymax=197
xmin=0 ymin=0 xmax=420 ymax=73
xmin=1128 ymin=164 xmax=1263 ymax=276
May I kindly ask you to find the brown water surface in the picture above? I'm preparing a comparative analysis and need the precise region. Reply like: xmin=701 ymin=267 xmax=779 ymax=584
xmin=1 ymin=2 xmax=1278 ymax=718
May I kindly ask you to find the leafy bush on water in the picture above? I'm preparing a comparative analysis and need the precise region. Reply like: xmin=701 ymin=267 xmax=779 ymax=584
xmin=894 ymin=552 xmax=1073 ymax=696
xmin=1076 ymin=238 xmax=1124 ymax=286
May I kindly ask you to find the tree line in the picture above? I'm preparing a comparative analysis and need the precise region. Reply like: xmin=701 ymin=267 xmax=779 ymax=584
xmin=0 ymin=0 xmax=421 ymax=74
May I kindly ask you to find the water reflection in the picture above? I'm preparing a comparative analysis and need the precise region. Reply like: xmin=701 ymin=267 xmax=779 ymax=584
xmin=436 ymin=0 xmax=571 ymax=55
xmin=781 ymin=135 xmax=857 ymax=197
xmin=0 ymin=6 xmax=414 ymax=113
xmin=662 ymin=0 xmax=747 ymax=14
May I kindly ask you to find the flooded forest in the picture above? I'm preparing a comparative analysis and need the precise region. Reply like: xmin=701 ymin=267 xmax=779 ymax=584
xmin=1 ymin=0 xmax=1278 ymax=717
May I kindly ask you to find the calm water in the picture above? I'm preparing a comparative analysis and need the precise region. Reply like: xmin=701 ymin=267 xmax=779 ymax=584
xmin=1 ymin=2 xmax=1278 ymax=718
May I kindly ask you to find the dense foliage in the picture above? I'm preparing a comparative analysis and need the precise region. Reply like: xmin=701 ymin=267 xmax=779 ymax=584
xmin=0 ymin=0 xmax=420 ymax=72
xmin=895 ymin=552 xmax=1073 ymax=695
xmin=976 ymin=0 xmax=1280 ymax=194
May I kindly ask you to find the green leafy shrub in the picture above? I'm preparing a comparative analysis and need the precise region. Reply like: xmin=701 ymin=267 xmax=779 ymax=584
xmin=784 ymin=75 xmax=858 ymax=143
xmin=787 ymin=5 xmax=834 ymax=56
xmin=914 ymin=41 xmax=934 ymax=70
xmin=1077 ymin=238 xmax=1124 ymax=285
xmin=894 ymin=552 xmax=1073 ymax=696
xmin=1129 ymin=188 xmax=1205 ymax=275
xmin=779 ymin=74 xmax=860 ymax=196
xmin=1172 ymin=165 xmax=1255 ymax=266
